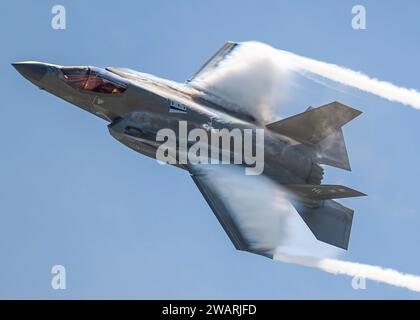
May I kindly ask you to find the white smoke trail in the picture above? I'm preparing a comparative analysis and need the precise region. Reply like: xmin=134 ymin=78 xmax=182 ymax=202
xmin=272 ymin=45 xmax=420 ymax=110
xmin=189 ymin=41 xmax=420 ymax=122
xmin=275 ymin=252 xmax=420 ymax=293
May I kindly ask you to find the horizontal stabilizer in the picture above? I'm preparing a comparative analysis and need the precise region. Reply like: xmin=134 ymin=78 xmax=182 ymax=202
xmin=285 ymin=184 xmax=366 ymax=201
xmin=291 ymin=199 xmax=354 ymax=249
xmin=266 ymin=101 xmax=362 ymax=145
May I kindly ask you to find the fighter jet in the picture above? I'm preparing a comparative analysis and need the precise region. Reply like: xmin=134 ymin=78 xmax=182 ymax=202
xmin=13 ymin=41 xmax=365 ymax=259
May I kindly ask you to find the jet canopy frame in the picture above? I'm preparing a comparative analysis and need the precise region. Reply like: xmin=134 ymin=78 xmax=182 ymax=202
xmin=61 ymin=66 xmax=127 ymax=95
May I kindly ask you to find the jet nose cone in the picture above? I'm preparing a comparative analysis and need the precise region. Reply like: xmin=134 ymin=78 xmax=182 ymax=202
xmin=12 ymin=61 xmax=49 ymax=82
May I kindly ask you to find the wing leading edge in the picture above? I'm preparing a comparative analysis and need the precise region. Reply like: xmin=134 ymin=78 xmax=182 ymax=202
xmin=188 ymin=164 xmax=297 ymax=258
xmin=187 ymin=41 xmax=239 ymax=83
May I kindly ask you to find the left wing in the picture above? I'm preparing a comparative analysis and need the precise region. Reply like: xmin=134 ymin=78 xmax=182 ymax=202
xmin=188 ymin=164 xmax=359 ymax=258
xmin=188 ymin=164 xmax=296 ymax=258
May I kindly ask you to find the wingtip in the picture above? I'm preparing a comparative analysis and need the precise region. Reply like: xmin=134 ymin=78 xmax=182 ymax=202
xmin=333 ymin=100 xmax=363 ymax=117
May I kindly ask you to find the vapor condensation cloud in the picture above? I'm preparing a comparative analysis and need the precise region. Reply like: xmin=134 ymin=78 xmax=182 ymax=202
xmin=189 ymin=43 xmax=293 ymax=123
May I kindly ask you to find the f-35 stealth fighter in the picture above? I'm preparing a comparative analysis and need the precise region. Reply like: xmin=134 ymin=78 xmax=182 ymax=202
xmin=13 ymin=41 xmax=365 ymax=259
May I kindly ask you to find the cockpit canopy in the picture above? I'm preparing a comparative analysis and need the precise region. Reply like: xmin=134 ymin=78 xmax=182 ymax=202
xmin=61 ymin=67 xmax=127 ymax=95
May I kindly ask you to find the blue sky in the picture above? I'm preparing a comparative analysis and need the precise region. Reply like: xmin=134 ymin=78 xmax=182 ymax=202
xmin=1 ymin=0 xmax=420 ymax=299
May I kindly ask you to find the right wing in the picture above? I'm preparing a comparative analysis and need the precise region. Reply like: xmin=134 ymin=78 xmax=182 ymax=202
xmin=187 ymin=41 xmax=239 ymax=83
xmin=186 ymin=41 xmax=287 ymax=123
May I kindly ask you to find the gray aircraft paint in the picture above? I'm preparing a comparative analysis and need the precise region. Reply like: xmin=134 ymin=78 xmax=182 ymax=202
xmin=13 ymin=42 xmax=365 ymax=258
